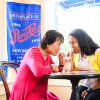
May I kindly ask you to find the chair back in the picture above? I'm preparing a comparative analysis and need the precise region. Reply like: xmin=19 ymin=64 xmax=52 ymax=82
xmin=0 ymin=62 xmax=20 ymax=100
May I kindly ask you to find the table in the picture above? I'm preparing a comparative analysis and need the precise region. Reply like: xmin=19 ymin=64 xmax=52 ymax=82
xmin=45 ymin=71 xmax=100 ymax=100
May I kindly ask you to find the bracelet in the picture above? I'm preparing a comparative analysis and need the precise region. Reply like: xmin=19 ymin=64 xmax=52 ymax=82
xmin=86 ymin=88 xmax=93 ymax=93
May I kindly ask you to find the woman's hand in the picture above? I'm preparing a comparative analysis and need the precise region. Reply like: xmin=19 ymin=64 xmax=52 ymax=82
xmin=81 ymin=90 xmax=89 ymax=99
xmin=58 ymin=52 xmax=66 ymax=65
xmin=50 ymin=64 xmax=59 ymax=73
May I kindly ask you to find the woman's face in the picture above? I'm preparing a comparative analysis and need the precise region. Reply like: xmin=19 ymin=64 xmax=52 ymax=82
xmin=68 ymin=35 xmax=81 ymax=54
xmin=46 ymin=39 xmax=61 ymax=56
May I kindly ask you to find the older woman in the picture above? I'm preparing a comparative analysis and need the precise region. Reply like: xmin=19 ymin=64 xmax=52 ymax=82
xmin=10 ymin=30 xmax=64 ymax=100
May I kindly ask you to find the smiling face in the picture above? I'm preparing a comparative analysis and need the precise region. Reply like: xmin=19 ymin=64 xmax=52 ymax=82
xmin=68 ymin=35 xmax=81 ymax=54
xmin=46 ymin=39 xmax=61 ymax=56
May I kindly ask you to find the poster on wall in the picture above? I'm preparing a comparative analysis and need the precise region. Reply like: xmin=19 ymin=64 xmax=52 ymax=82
xmin=7 ymin=2 xmax=41 ymax=64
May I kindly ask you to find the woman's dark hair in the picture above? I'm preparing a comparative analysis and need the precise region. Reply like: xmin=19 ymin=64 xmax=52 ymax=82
xmin=41 ymin=30 xmax=64 ymax=49
xmin=69 ymin=29 xmax=99 ymax=55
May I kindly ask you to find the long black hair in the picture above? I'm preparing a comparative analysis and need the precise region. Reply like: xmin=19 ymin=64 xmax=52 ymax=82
xmin=69 ymin=29 xmax=99 ymax=55
xmin=41 ymin=30 xmax=64 ymax=49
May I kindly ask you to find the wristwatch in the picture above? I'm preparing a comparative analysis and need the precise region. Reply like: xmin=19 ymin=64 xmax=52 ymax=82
xmin=86 ymin=88 xmax=93 ymax=93
xmin=59 ymin=64 xmax=64 ymax=67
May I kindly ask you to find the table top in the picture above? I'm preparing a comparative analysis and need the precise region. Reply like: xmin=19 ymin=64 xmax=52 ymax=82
xmin=45 ymin=71 xmax=100 ymax=80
